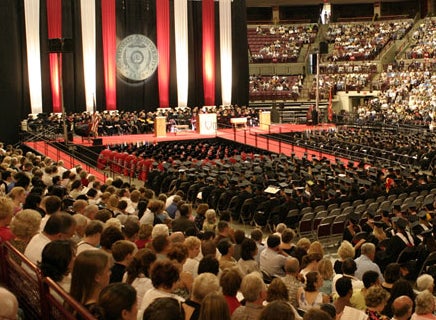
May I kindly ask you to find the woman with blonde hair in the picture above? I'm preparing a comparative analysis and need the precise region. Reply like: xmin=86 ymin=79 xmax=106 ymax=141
xmin=8 ymin=187 xmax=26 ymax=214
xmin=202 ymin=209 xmax=217 ymax=232
xmin=183 ymin=236 xmax=201 ymax=277
xmin=308 ymin=241 xmax=325 ymax=257
xmin=0 ymin=196 xmax=15 ymax=242
xmin=334 ymin=240 xmax=355 ymax=274
xmin=318 ymin=258 xmax=334 ymax=296
xmin=9 ymin=209 xmax=41 ymax=254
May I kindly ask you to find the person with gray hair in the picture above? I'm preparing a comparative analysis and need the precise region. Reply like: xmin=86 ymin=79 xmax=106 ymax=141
xmin=232 ymin=272 xmax=266 ymax=320
xmin=182 ymin=272 xmax=220 ymax=320
xmin=280 ymin=257 xmax=303 ymax=308
xmin=0 ymin=287 xmax=18 ymax=320
xmin=416 ymin=274 xmax=435 ymax=293
xmin=151 ymin=224 xmax=169 ymax=239
xmin=354 ymin=242 xmax=384 ymax=282
xmin=412 ymin=290 xmax=436 ymax=319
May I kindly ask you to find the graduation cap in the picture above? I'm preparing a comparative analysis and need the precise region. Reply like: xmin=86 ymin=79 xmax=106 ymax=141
xmin=418 ymin=211 xmax=428 ymax=219
xmin=409 ymin=202 xmax=417 ymax=209
xmin=396 ymin=217 xmax=409 ymax=228
xmin=278 ymin=182 xmax=289 ymax=189
xmin=424 ymin=197 xmax=434 ymax=206
xmin=366 ymin=209 xmax=376 ymax=219
xmin=264 ymin=186 xmax=280 ymax=194
xmin=410 ymin=221 xmax=423 ymax=233
xmin=238 ymin=180 xmax=251 ymax=188
xmin=284 ymin=188 xmax=293 ymax=195
xmin=253 ymin=166 xmax=263 ymax=174
xmin=373 ymin=221 xmax=384 ymax=228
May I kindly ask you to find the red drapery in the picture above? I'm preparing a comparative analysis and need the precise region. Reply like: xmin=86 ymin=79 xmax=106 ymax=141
xmin=101 ymin=0 xmax=117 ymax=110
xmin=156 ymin=0 xmax=170 ymax=108
xmin=202 ymin=0 xmax=215 ymax=106
xmin=46 ymin=0 xmax=62 ymax=113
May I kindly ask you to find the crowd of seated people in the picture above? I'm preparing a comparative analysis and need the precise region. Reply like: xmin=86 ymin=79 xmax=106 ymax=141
xmin=248 ymin=24 xmax=318 ymax=63
xmin=249 ymin=74 xmax=303 ymax=101
xmin=269 ymin=127 xmax=436 ymax=169
xmin=310 ymin=72 xmax=373 ymax=100
xmin=325 ymin=20 xmax=413 ymax=61
xmin=405 ymin=17 xmax=436 ymax=59
xmin=319 ymin=62 xmax=378 ymax=75
xmin=24 ymin=105 xmax=260 ymax=138
xmin=352 ymin=60 xmax=436 ymax=126
xmin=4 ymin=139 xmax=436 ymax=320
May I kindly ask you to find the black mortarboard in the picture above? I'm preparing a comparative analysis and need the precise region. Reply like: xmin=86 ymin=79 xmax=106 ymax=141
xmin=418 ymin=211 xmax=428 ymax=219
xmin=366 ymin=210 xmax=376 ymax=218
xmin=395 ymin=217 xmax=408 ymax=229
xmin=374 ymin=221 xmax=384 ymax=228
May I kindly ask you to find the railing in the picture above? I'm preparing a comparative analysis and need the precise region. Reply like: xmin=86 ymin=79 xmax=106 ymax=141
xmin=0 ymin=242 xmax=96 ymax=320
xmin=21 ymin=129 xmax=110 ymax=183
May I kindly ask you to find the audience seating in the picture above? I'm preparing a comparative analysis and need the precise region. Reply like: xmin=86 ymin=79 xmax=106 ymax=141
xmin=0 ymin=242 xmax=95 ymax=320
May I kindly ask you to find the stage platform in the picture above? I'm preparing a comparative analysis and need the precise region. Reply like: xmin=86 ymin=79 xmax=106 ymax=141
xmin=70 ymin=122 xmax=343 ymax=164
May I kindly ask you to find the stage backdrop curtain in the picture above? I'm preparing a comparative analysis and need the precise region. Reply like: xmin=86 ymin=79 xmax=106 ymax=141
xmin=46 ymin=0 xmax=62 ymax=113
xmin=219 ymin=0 xmax=232 ymax=106
xmin=24 ymin=0 xmax=43 ymax=114
xmin=80 ymin=0 xmax=96 ymax=113
xmin=101 ymin=0 xmax=117 ymax=110
xmin=174 ymin=0 xmax=188 ymax=107
xmin=202 ymin=0 xmax=215 ymax=106
xmin=156 ymin=0 xmax=170 ymax=108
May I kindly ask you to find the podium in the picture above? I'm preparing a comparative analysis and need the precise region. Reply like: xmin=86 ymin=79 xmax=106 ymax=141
xmin=196 ymin=113 xmax=217 ymax=135
xmin=154 ymin=116 xmax=166 ymax=137
xmin=259 ymin=111 xmax=271 ymax=130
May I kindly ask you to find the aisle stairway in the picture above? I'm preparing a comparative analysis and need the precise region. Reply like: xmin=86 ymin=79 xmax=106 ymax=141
xmin=23 ymin=140 xmax=107 ymax=182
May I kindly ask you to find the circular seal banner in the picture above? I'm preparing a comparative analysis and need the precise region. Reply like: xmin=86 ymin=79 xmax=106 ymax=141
xmin=116 ymin=34 xmax=159 ymax=81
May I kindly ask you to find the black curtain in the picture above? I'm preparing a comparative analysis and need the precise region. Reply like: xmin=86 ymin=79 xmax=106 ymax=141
xmin=0 ymin=1 xmax=26 ymax=144
xmin=187 ymin=2 xmax=204 ymax=108
xmin=232 ymin=0 xmax=249 ymax=107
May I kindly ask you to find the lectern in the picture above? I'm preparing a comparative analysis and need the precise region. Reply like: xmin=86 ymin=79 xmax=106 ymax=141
xmin=259 ymin=111 xmax=271 ymax=130
xmin=196 ymin=113 xmax=217 ymax=135
xmin=154 ymin=117 xmax=166 ymax=137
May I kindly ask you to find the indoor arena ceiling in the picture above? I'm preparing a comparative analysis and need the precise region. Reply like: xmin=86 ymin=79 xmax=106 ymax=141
xmin=246 ymin=0 xmax=410 ymax=6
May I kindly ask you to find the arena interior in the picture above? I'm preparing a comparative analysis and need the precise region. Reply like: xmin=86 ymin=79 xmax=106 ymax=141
xmin=1 ymin=0 xmax=436 ymax=319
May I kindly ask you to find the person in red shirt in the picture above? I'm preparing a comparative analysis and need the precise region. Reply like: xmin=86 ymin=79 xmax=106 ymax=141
xmin=0 ymin=197 xmax=15 ymax=243
xmin=220 ymin=268 xmax=242 ymax=315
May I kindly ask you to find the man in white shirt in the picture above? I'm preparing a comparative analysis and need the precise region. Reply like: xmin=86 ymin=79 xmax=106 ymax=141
xmin=25 ymin=212 xmax=76 ymax=266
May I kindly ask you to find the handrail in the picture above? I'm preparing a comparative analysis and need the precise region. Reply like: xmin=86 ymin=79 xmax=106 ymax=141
xmin=0 ymin=241 xmax=96 ymax=320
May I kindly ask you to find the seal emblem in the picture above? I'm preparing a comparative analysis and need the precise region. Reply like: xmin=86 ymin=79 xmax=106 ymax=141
xmin=116 ymin=34 xmax=159 ymax=81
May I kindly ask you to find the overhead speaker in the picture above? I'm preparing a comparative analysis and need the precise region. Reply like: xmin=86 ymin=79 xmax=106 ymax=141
xmin=319 ymin=41 xmax=328 ymax=54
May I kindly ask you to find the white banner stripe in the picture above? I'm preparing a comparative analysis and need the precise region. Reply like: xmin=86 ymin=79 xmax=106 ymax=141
xmin=174 ymin=0 xmax=189 ymax=107
xmin=24 ymin=0 xmax=43 ymax=114
xmin=80 ymin=0 xmax=96 ymax=113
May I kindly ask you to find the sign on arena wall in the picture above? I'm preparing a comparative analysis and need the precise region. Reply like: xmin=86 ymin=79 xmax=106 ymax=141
xmin=116 ymin=34 xmax=159 ymax=81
